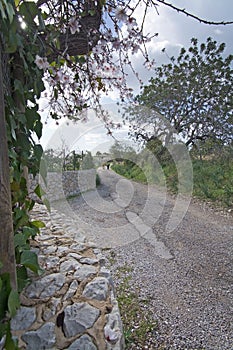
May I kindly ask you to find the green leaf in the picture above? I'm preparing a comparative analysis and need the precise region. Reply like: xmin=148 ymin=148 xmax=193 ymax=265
xmin=23 ymin=226 xmax=38 ymax=238
xmin=34 ymin=144 xmax=43 ymax=161
xmin=8 ymin=290 xmax=20 ymax=317
xmin=20 ymin=250 xmax=41 ymax=274
xmin=19 ymin=1 xmax=39 ymax=26
xmin=34 ymin=184 xmax=46 ymax=199
xmin=5 ymin=2 xmax=15 ymax=23
xmin=38 ymin=12 xmax=45 ymax=30
xmin=17 ymin=132 xmax=30 ymax=151
xmin=31 ymin=220 xmax=45 ymax=229
xmin=34 ymin=78 xmax=45 ymax=99
xmin=14 ymin=232 xmax=30 ymax=251
xmin=6 ymin=29 xmax=18 ymax=53
xmin=25 ymin=107 xmax=38 ymax=129
xmin=0 ymin=0 xmax=15 ymax=23
xmin=18 ymin=113 xmax=26 ymax=125
xmin=15 ymin=216 xmax=29 ymax=230
xmin=10 ymin=117 xmax=17 ymax=140
xmin=16 ymin=266 xmax=29 ymax=292
xmin=54 ymin=88 xmax=58 ymax=100
xmin=0 ymin=2 xmax=7 ymax=20
xmin=34 ymin=120 xmax=43 ymax=139
xmin=88 ymin=9 xmax=96 ymax=16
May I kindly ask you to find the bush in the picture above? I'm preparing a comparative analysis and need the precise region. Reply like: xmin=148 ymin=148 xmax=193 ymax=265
xmin=112 ymin=153 xmax=233 ymax=208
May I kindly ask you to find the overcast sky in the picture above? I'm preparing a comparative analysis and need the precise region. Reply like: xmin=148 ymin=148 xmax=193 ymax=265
xmin=40 ymin=0 xmax=233 ymax=154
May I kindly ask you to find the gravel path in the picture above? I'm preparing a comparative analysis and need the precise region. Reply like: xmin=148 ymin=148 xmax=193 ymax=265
xmin=61 ymin=168 xmax=233 ymax=350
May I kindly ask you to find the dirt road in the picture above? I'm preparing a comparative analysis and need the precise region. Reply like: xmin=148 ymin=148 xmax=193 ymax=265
xmin=61 ymin=168 xmax=233 ymax=349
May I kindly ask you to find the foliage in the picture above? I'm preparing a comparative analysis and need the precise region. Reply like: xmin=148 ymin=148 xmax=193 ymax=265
xmin=81 ymin=151 xmax=95 ymax=170
xmin=111 ymin=161 xmax=147 ymax=183
xmin=112 ymin=143 xmax=233 ymax=208
xmin=192 ymin=158 xmax=233 ymax=207
xmin=44 ymin=149 xmax=82 ymax=172
xmin=126 ymin=37 xmax=233 ymax=148
xmin=43 ymin=149 xmax=64 ymax=172
xmin=109 ymin=141 xmax=137 ymax=161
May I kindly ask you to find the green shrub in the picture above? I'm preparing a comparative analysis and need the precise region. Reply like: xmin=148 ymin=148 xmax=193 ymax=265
xmin=112 ymin=154 xmax=233 ymax=208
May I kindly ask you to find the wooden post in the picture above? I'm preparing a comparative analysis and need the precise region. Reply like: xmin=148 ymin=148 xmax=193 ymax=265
xmin=0 ymin=45 xmax=17 ymax=290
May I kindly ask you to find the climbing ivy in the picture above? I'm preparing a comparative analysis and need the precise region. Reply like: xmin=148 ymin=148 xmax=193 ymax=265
xmin=0 ymin=1 xmax=46 ymax=347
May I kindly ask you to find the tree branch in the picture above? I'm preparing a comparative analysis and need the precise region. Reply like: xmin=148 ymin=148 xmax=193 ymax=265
xmin=154 ymin=0 xmax=233 ymax=25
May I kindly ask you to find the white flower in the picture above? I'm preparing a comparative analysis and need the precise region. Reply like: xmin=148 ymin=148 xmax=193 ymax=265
xmin=115 ymin=8 xmax=128 ymax=22
xmin=144 ymin=59 xmax=155 ymax=70
xmin=127 ymin=17 xmax=137 ymax=31
xmin=35 ymin=55 xmax=49 ymax=70
xmin=69 ymin=17 xmax=81 ymax=35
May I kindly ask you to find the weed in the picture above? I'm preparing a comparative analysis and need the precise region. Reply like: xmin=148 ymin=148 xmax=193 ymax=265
xmin=114 ymin=264 xmax=158 ymax=349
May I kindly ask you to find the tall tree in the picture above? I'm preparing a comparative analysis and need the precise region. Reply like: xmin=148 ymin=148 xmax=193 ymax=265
xmin=125 ymin=38 xmax=233 ymax=148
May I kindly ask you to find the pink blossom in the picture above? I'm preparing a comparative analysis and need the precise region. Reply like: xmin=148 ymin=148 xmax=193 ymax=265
xmin=69 ymin=17 xmax=81 ymax=34
xmin=35 ymin=55 xmax=49 ymax=70
xmin=115 ymin=8 xmax=128 ymax=22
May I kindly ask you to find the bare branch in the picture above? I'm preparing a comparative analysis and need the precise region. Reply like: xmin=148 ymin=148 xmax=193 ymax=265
xmin=154 ymin=0 xmax=233 ymax=25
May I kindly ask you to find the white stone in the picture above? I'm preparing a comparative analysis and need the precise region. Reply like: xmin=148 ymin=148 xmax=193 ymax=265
xmin=82 ymin=277 xmax=109 ymax=301
xmin=22 ymin=322 xmax=56 ymax=350
xmin=60 ymin=259 xmax=81 ymax=273
xmin=63 ymin=280 xmax=79 ymax=301
xmin=66 ymin=335 xmax=97 ymax=350
xmin=63 ymin=302 xmax=100 ymax=338
xmin=79 ymin=257 xmax=98 ymax=265
xmin=11 ymin=307 xmax=36 ymax=331
xmin=25 ymin=273 xmax=65 ymax=298
xmin=74 ymin=265 xmax=97 ymax=281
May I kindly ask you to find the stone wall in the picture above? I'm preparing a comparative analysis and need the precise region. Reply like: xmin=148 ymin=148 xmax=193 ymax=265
xmin=11 ymin=204 xmax=125 ymax=350
xmin=29 ymin=170 xmax=96 ymax=202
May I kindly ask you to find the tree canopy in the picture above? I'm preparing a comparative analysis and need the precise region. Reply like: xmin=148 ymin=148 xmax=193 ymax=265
xmin=125 ymin=37 xmax=233 ymax=148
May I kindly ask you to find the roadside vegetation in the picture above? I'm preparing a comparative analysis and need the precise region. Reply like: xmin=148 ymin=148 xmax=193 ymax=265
xmin=112 ymin=157 xmax=233 ymax=209
xmin=106 ymin=253 xmax=158 ymax=349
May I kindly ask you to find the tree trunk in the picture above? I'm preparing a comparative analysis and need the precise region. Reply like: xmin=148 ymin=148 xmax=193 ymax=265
xmin=0 ymin=48 xmax=17 ymax=290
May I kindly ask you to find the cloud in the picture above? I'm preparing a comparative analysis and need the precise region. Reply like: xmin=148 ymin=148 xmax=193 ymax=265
xmin=40 ymin=103 xmax=131 ymax=153
xmin=214 ymin=29 xmax=223 ymax=35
